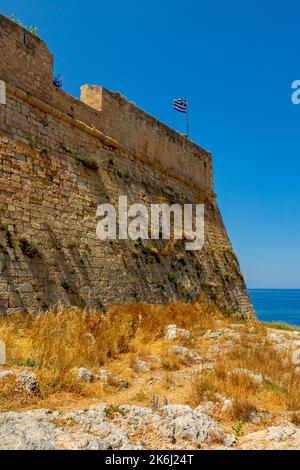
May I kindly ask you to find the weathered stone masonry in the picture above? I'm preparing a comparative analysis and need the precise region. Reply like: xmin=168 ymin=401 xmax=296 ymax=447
xmin=0 ymin=14 xmax=255 ymax=318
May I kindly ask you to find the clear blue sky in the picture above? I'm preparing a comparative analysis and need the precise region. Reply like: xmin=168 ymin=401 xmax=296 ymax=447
xmin=1 ymin=0 xmax=300 ymax=288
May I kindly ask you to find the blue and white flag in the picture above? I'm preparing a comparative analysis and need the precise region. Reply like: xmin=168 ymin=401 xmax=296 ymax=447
xmin=172 ymin=98 xmax=188 ymax=113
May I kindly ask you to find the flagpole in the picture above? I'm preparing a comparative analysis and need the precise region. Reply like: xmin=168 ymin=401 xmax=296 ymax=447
xmin=186 ymin=100 xmax=189 ymax=139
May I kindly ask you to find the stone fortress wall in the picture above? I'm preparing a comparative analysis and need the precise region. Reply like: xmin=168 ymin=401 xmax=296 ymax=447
xmin=0 ymin=14 xmax=255 ymax=318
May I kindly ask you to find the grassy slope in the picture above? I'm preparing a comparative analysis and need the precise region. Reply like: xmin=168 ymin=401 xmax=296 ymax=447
xmin=0 ymin=299 xmax=299 ymax=436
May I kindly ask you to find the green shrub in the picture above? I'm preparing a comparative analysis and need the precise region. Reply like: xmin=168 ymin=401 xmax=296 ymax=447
xmin=10 ymin=13 xmax=39 ymax=37
xmin=75 ymin=155 xmax=98 ymax=171
xmin=265 ymin=322 xmax=300 ymax=332
xmin=19 ymin=236 xmax=39 ymax=257
xmin=232 ymin=419 xmax=244 ymax=437
xmin=61 ymin=279 xmax=72 ymax=291
xmin=4 ymin=229 xmax=14 ymax=248
xmin=131 ymin=288 xmax=139 ymax=299
xmin=141 ymin=244 xmax=160 ymax=260
xmin=133 ymin=237 xmax=143 ymax=246
xmin=65 ymin=239 xmax=78 ymax=249
xmin=104 ymin=405 xmax=125 ymax=418
xmin=16 ymin=358 xmax=37 ymax=368
xmin=62 ymin=146 xmax=73 ymax=153
xmin=52 ymin=240 xmax=63 ymax=249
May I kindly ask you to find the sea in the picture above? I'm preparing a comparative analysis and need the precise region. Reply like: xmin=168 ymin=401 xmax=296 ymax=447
xmin=249 ymin=289 xmax=300 ymax=327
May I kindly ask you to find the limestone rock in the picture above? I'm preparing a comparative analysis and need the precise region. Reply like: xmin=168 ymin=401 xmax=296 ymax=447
xmin=229 ymin=368 xmax=269 ymax=385
xmin=115 ymin=404 xmax=233 ymax=447
xmin=0 ymin=403 xmax=238 ymax=450
xmin=170 ymin=346 xmax=201 ymax=362
xmin=0 ymin=370 xmax=40 ymax=394
xmin=134 ymin=359 xmax=151 ymax=372
xmin=165 ymin=325 xmax=191 ymax=341
xmin=98 ymin=369 xmax=113 ymax=381
xmin=266 ymin=333 xmax=283 ymax=344
xmin=0 ymin=411 xmax=112 ymax=450
xmin=82 ymin=333 xmax=95 ymax=343
xmin=221 ymin=327 xmax=240 ymax=338
xmin=215 ymin=394 xmax=233 ymax=412
xmin=60 ymin=407 xmax=139 ymax=450
xmin=204 ymin=330 xmax=222 ymax=340
xmin=237 ymin=425 xmax=300 ymax=450
xmin=17 ymin=371 xmax=40 ymax=394
xmin=77 ymin=367 xmax=95 ymax=383
xmin=195 ymin=401 xmax=215 ymax=414
xmin=0 ymin=412 xmax=58 ymax=450
xmin=273 ymin=343 xmax=288 ymax=354
xmin=158 ymin=405 xmax=233 ymax=446
xmin=221 ymin=398 xmax=233 ymax=413
xmin=147 ymin=354 xmax=161 ymax=363
xmin=98 ymin=370 xmax=128 ymax=389
xmin=190 ymin=366 xmax=203 ymax=375
xmin=291 ymin=349 xmax=300 ymax=365
xmin=0 ymin=370 xmax=14 ymax=380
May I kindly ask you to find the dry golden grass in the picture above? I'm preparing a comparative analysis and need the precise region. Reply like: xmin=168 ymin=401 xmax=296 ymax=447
xmin=187 ymin=332 xmax=300 ymax=415
xmin=0 ymin=298 xmax=221 ymax=409
xmin=161 ymin=352 xmax=191 ymax=371
xmin=0 ymin=375 xmax=28 ymax=411
xmin=231 ymin=398 xmax=257 ymax=422
xmin=290 ymin=412 xmax=300 ymax=426
xmin=0 ymin=297 xmax=220 ymax=369
xmin=0 ymin=298 xmax=299 ymax=426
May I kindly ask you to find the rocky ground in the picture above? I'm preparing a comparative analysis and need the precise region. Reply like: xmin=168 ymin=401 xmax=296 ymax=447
xmin=1 ymin=402 xmax=300 ymax=450
xmin=0 ymin=314 xmax=300 ymax=450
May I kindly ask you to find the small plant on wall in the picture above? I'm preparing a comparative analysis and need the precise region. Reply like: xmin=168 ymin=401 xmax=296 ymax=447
xmin=131 ymin=288 xmax=139 ymax=299
xmin=65 ymin=239 xmax=78 ymax=249
xmin=53 ymin=74 xmax=64 ymax=89
xmin=61 ymin=279 xmax=72 ymax=291
xmin=10 ymin=13 xmax=40 ymax=37
xmin=18 ymin=236 xmax=39 ymax=258
xmin=75 ymin=155 xmax=99 ymax=171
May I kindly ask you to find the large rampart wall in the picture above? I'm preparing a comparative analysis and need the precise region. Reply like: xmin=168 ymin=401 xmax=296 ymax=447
xmin=0 ymin=14 xmax=255 ymax=318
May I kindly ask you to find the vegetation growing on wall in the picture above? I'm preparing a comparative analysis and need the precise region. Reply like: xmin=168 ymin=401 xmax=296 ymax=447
xmin=75 ymin=155 xmax=99 ymax=171
xmin=10 ymin=13 xmax=39 ymax=37
xmin=18 ymin=236 xmax=39 ymax=258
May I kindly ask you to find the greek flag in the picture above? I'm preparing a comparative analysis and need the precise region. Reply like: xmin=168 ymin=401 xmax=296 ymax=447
xmin=172 ymin=98 xmax=188 ymax=113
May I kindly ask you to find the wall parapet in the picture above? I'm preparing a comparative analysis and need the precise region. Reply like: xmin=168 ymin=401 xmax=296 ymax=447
xmin=0 ymin=14 xmax=53 ymax=102
xmin=2 ymin=82 xmax=215 ymax=199
xmin=81 ymin=86 xmax=214 ymax=193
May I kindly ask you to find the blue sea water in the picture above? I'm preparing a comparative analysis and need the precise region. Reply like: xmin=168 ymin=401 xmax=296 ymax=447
xmin=249 ymin=289 xmax=300 ymax=327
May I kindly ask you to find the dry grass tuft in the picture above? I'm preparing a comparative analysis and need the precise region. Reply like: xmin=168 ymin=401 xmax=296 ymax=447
xmin=189 ymin=373 xmax=218 ymax=406
xmin=187 ymin=335 xmax=300 ymax=414
xmin=0 ymin=375 xmax=38 ymax=412
xmin=161 ymin=352 xmax=189 ymax=371
xmin=286 ymin=379 xmax=300 ymax=411
xmin=290 ymin=412 xmax=300 ymax=426
xmin=231 ymin=398 xmax=257 ymax=422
